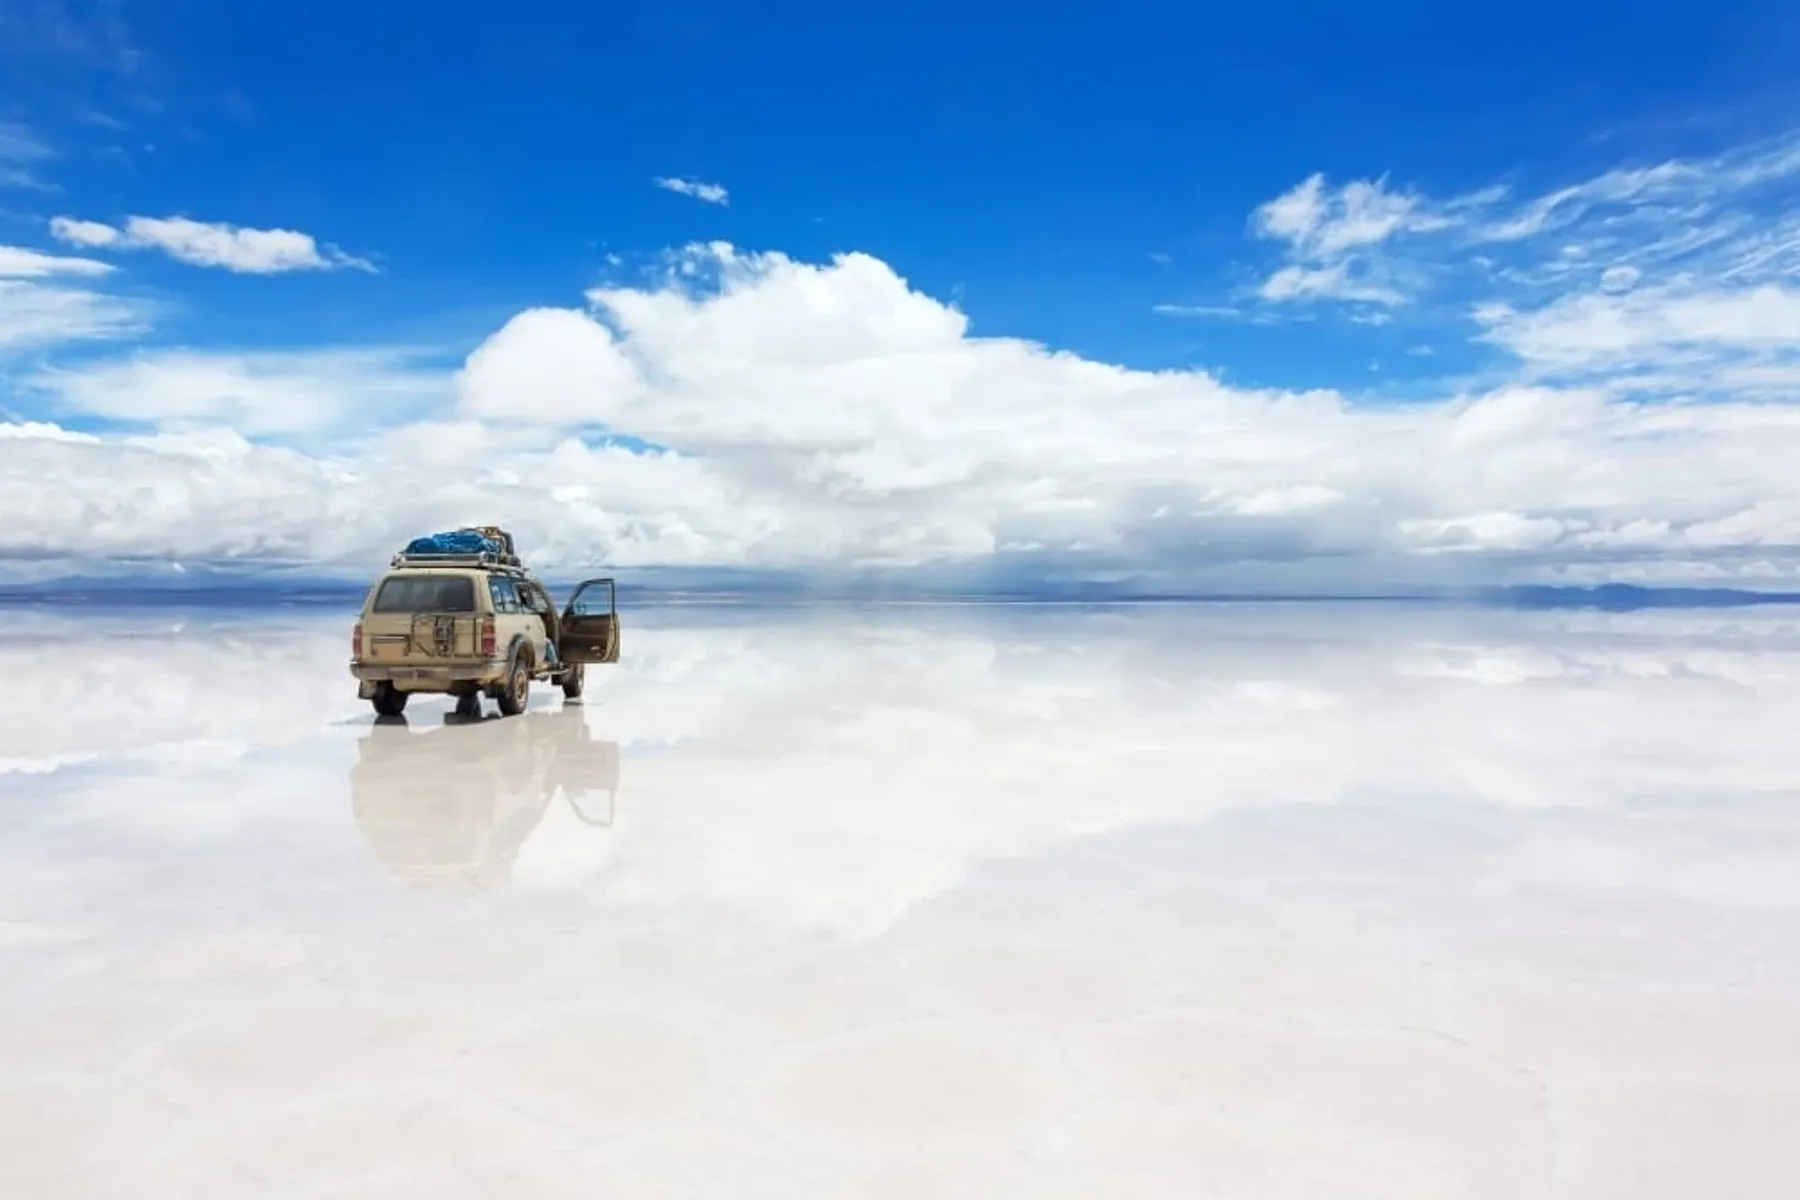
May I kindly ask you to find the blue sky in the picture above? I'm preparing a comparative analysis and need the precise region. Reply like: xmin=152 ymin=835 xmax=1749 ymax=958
xmin=4 ymin=0 xmax=1800 ymax=589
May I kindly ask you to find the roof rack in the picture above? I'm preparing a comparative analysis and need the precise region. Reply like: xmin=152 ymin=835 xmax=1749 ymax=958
xmin=390 ymin=549 xmax=527 ymax=573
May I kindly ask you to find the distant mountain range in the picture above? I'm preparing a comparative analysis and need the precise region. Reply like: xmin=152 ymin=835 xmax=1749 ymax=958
xmin=1474 ymin=584 xmax=1800 ymax=610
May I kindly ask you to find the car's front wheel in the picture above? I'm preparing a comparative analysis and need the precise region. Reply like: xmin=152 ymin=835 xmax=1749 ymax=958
xmin=561 ymin=662 xmax=584 ymax=700
xmin=370 ymin=682 xmax=407 ymax=717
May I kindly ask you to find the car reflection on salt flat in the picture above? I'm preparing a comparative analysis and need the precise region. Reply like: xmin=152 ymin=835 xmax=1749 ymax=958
xmin=350 ymin=708 xmax=620 ymax=892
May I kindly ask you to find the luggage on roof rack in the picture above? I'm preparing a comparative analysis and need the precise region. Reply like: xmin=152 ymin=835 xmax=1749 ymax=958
xmin=472 ymin=526 xmax=517 ymax=558
xmin=396 ymin=526 xmax=522 ymax=568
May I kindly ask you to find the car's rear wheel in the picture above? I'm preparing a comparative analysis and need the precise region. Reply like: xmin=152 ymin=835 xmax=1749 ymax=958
xmin=498 ymin=656 xmax=530 ymax=716
xmin=561 ymin=662 xmax=584 ymax=699
xmin=370 ymin=682 xmax=407 ymax=717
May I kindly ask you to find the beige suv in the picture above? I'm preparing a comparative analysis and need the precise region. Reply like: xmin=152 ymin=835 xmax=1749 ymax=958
xmin=350 ymin=550 xmax=619 ymax=719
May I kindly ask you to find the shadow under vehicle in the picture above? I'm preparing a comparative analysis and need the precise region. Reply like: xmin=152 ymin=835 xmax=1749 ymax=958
xmin=349 ymin=706 xmax=622 ymax=892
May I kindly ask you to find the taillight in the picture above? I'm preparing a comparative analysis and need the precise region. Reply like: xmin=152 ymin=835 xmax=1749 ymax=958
xmin=480 ymin=615 xmax=496 ymax=657
xmin=351 ymin=621 xmax=362 ymax=659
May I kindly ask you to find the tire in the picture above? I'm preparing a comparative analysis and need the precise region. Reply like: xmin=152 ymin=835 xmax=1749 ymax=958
xmin=370 ymin=683 xmax=407 ymax=717
xmin=498 ymin=655 xmax=530 ymax=716
xmin=561 ymin=662 xmax=584 ymax=700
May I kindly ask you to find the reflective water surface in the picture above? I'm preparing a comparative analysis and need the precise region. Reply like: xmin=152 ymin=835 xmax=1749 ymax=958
xmin=4 ymin=603 xmax=1799 ymax=1198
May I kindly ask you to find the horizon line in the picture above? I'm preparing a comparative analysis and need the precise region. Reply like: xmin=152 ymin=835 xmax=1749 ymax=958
xmin=4 ymin=580 xmax=1800 ymax=613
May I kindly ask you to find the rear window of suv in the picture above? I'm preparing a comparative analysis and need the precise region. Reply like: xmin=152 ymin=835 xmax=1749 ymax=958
xmin=371 ymin=574 xmax=477 ymax=613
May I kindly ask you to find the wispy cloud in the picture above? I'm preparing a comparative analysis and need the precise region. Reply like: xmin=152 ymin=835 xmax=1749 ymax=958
xmin=0 ymin=282 xmax=143 ymax=352
xmin=1243 ymin=132 xmax=1800 ymax=314
xmin=0 ymin=0 xmax=142 ymax=76
xmin=0 ymin=241 xmax=142 ymax=353
xmin=49 ymin=215 xmax=375 ymax=274
xmin=1456 ymin=132 xmax=1800 ymax=393
xmin=0 ymin=289 xmax=142 ymax=363
xmin=1476 ymin=284 xmax=1800 ymax=386
xmin=25 ymin=346 xmax=449 ymax=436
xmin=0 ymin=245 xmax=113 ymax=278
xmin=1475 ymin=162 xmax=1699 ymax=242
xmin=1151 ymin=303 xmax=1247 ymax=320
xmin=1260 ymin=262 xmax=1405 ymax=306
xmin=1255 ymin=173 xmax=1452 ymax=258
xmin=0 ymin=122 xmax=55 ymax=191
xmin=1249 ymin=173 xmax=1451 ymax=306
xmin=1229 ymin=128 xmax=1800 ymax=401
xmin=654 ymin=176 xmax=730 ymax=206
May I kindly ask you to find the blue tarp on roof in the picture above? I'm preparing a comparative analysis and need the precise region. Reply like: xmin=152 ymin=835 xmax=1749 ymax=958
xmin=403 ymin=530 xmax=502 ymax=557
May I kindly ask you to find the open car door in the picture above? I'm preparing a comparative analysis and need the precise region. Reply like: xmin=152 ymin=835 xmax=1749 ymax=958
xmin=558 ymin=578 xmax=619 ymax=664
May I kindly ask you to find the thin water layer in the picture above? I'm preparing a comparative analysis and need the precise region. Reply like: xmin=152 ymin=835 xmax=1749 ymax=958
xmin=3 ymin=603 xmax=1798 ymax=1198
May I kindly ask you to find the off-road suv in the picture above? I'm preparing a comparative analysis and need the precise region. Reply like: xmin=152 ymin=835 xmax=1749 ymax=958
xmin=349 ymin=533 xmax=619 ymax=718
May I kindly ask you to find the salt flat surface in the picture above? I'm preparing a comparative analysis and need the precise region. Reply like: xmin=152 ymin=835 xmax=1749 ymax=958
xmin=3 ymin=602 xmax=1798 ymax=1198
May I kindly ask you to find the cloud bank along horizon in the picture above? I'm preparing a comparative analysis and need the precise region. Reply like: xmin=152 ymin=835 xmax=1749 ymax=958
xmin=5 ymin=132 xmax=1800 ymax=590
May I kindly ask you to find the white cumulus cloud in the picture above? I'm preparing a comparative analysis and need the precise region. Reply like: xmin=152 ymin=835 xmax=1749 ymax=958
xmin=457 ymin=307 xmax=642 ymax=426
xmin=7 ymin=242 xmax=1800 ymax=589
xmin=49 ymin=214 xmax=374 ymax=274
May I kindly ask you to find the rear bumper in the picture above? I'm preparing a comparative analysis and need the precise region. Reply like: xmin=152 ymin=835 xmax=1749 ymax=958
xmin=351 ymin=659 xmax=505 ymax=694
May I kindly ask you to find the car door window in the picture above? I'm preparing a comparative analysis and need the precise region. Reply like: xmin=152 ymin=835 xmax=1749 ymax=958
xmin=565 ymin=580 xmax=615 ymax=617
xmin=488 ymin=577 xmax=520 ymax=613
